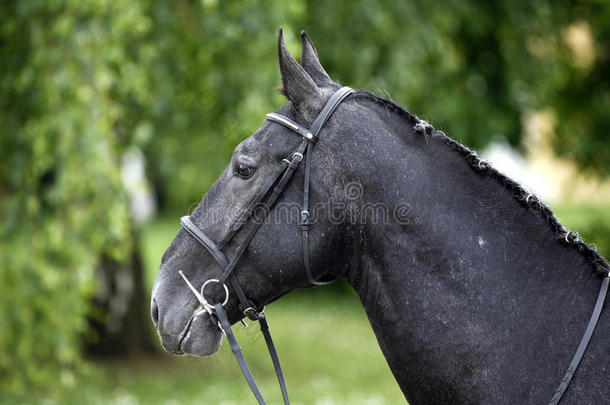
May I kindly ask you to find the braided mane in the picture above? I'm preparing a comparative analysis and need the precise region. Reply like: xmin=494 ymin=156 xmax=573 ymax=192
xmin=353 ymin=90 xmax=610 ymax=276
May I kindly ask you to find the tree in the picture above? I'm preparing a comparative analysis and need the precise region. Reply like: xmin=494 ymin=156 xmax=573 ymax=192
xmin=0 ymin=0 xmax=154 ymax=396
xmin=142 ymin=0 xmax=610 ymax=215
xmin=2 ymin=0 xmax=608 ymax=398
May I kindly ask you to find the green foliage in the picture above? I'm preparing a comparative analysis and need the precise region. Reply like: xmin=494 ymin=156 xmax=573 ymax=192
xmin=297 ymin=0 xmax=610 ymax=174
xmin=554 ymin=205 xmax=610 ymax=261
xmin=1 ymin=0 xmax=609 ymax=399
xmin=142 ymin=1 xmax=292 ymax=211
xmin=0 ymin=0 xmax=151 ymax=396
xmin=140 ymin=1 xmax=610 ymax=212
xmin=18 ymin=291 xmax=405 ymax=405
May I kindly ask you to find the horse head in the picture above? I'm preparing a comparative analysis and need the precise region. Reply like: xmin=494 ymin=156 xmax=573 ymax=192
xmin=151 ymin=29 xmax=366 ymax=357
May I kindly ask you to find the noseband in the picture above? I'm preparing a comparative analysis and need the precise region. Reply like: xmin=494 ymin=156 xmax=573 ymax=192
xmin=176 ymin=83 xmax=609 ymax=404
xmin=178 ymin=86 xmax=354 ymax=405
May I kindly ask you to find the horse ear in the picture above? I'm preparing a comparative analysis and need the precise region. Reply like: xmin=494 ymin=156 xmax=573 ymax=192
xmin=277 ymin=28 xmax=323 ymax=116
xmin=300 ymin=31 xmax=333 ymax=86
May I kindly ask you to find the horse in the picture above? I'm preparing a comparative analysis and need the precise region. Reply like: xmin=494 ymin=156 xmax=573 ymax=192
xmin=150 ymin=29 xmax=610 ymax=404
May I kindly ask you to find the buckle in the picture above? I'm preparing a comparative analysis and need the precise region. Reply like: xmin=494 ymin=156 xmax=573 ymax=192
xmin=243 ymin=306 xmax=262 ymax=321
xmin=282 ymin=157 xmax=299 ymax=169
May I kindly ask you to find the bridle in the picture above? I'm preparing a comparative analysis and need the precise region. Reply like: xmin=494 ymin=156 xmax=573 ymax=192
xmin=548 ymin=274 xmax=608 ymax=404
xmin=178 ymin=86 xmax=354 ymax=405
xmin=176 ymin=84 xmax=609 ymax=405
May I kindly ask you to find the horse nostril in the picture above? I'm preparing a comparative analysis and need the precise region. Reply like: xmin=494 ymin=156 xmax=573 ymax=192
xmin=151 ymin=298 xmax=160 ymax=327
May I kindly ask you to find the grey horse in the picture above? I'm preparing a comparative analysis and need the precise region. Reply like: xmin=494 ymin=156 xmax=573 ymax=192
xmin=151 ymin=30 xmax=610 ymax=404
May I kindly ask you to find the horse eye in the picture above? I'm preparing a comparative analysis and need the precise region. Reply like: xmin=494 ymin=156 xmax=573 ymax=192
xmin=237 ymin=163 xmax=254 ymax=179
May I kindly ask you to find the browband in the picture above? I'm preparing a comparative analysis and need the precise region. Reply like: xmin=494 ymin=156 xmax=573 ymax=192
xmin=178 ymin=86 xmax=355 ymax=405
xmin=265 ymin=113 xmax=315 ymax=142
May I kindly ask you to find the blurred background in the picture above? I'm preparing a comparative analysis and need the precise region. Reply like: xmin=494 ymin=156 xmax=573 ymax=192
xmin=1 ymin=0 xmax=609 ymax=404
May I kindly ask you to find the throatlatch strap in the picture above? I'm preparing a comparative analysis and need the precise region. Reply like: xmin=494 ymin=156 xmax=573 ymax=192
xmin=300 ymin=142 xmax=330 ymax=286
xmin=178 ymin=87 xmax=355 ymax=405
xmin=548 ymin=275 xmax=610 ymax=404
xmin=217 ymin=139 xmax=309 ymax=286
xmin=302 ymin=142 xmax=312 ymax=219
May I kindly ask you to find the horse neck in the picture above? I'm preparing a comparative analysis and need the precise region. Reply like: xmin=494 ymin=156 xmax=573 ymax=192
xmin=340 ymin=113 xmax=605 ymax=403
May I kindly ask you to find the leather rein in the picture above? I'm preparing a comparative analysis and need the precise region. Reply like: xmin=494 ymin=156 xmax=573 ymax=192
xmin=178 ymin=86 xmax=354 ymax=405
xmin=177 ymin=85 xmax=609 ymax=404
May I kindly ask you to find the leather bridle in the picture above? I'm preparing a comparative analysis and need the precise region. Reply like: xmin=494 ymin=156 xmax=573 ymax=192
xmin=178 ymin=86 xmax=354 ymax=405
xmin=176 ymin=84 xmax=609 ymax=404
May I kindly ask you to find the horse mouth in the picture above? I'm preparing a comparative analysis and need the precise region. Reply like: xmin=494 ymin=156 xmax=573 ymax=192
xmin=177 ymin=310 xmax=223 ymax=357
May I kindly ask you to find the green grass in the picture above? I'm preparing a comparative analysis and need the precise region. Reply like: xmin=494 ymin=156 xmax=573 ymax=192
xmin=20 ymin=290 xmax=404 ymax=405
xmin=32 ymin=291 xmax=404 ymax=405
xmin=16 ymin=205 xmax=607 ymax=405
xmin=19 ymin=215 xmax=403 ymax=405
xmin=123 ymin=205 xmax=608 ymax=405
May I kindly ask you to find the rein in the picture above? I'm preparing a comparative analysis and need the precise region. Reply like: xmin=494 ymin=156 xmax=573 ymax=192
xmin=178 ymin=87 xmax=354 ymax=405
xmin=548 ymin=274 xmax=609 ymax=404
xmin=177 ymin=85 xmax=608 ymax=404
